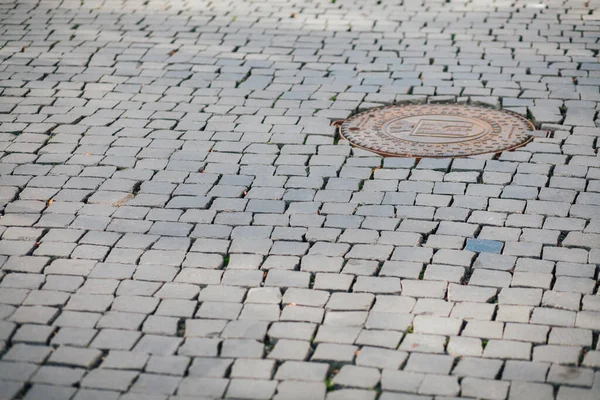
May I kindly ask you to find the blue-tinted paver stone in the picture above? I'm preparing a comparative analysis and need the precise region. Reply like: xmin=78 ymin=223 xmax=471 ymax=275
xmin=465 ymin=239 xmax=504 ymax=254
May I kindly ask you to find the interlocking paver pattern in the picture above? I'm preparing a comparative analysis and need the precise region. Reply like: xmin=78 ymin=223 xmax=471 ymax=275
xmin=0 ymin=0 xmax=599 ymax=398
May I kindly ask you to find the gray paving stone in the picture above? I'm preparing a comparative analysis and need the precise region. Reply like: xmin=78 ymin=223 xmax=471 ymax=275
xmin=177 ymin=377 xmax=229 ymax=398
xmin=547 ymin=364 xmax=594 ymax=387
xmin=508 ymin=382 xmax=554 ymax=400
xmin=404 ymin=354 xmax=454 ymax=374
xmin=452 ymin=357 xmax=503 ymax=379
xmin=418 ymin=374 xmax=460 ymax=397
xmin=381 ymin=370 xmax=424 ymax=393
xmin=311 ymin=343 xmax=357 ymax=363
xmin=145 ymin=355 xmax=189 ymax=376
xmin=533 ymin=345 xmax=581 ymax=365
xmin=81 ymin=369 xmax=139 ymax=391
xmin=461 ymin=377 xmax=509 ymax=400
xmin=0 ymin=380 xmax=23 ymax=400
xmin=556 ymin=387 xmax=598 ymax=400
xmin=326 ymin=389 xmax=377 ymax=400
xmin=48 ymin=346 xmax=102 ymax=368
xmin=332 ymin=365 xmax=381 ymax=389
xmin=30 ymin=365 xmax=86 ymax=386
xmin=355 ymin=346 xmax=408 ymax=369
xmin=402 ymin=281 xmax=447 ymax=299
xmin=413 ymin=315 xmax=462 ymax=336
xmin=23 ymin=384 xmax=76 ymax=400
xmin=274 ymin=361 xmax=328 ymax=382
xmin=273 ymin=381 xmax=326 ymax=400
xmin=483 ymin=340 xmax=532 ymax=360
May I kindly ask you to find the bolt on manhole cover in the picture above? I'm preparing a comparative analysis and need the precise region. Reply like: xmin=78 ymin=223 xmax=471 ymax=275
xmin=337 ymin=105 xmax=534 ymax=158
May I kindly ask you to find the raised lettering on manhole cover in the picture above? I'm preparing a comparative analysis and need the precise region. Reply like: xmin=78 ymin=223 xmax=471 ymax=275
xmin=337 ymin=105 xmax=534 ymax=158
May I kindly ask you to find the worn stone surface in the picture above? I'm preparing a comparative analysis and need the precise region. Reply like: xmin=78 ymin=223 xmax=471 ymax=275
xmin=0 ymin=0 xmax=598 ymax=399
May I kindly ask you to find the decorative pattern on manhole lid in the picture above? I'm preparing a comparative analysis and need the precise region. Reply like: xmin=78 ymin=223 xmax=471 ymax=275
xmin=338 ymin=105 xmax=534 ymax=158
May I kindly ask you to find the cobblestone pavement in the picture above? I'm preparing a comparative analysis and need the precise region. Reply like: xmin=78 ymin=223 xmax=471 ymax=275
xmin=0 ymin=0 xmax=598 ymax=399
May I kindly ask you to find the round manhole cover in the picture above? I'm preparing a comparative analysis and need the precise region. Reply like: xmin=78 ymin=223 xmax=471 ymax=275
xmin=338 ymin=105 xmax=534 ymax=158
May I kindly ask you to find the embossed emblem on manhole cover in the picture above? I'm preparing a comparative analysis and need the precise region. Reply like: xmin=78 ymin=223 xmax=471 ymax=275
xmin=337 ymin=105 xmax=534 ymax=158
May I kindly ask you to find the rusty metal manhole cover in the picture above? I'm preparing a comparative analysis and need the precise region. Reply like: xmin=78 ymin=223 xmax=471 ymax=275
xmin=337 ymin=105 xmax=534 ymax=158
